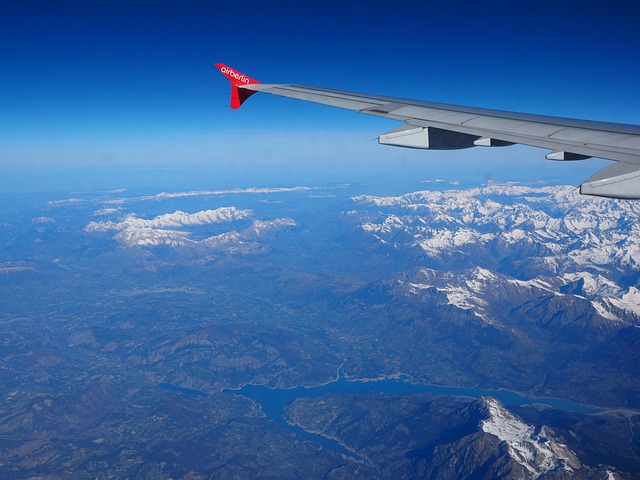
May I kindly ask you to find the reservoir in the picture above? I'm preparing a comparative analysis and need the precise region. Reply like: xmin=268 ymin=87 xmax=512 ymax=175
xmin=229 ymin=374 xmax=600 ymax=416
xmin=223 ymin=374 xmax=600 ymax=461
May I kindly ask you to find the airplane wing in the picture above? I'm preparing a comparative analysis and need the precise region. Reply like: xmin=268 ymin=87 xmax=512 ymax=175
xmin=215 ymin=63 xmax=640 ymax=199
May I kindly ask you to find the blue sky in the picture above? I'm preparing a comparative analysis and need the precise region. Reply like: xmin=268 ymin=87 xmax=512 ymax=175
xmin=1 ymin=0 xmax=639 ymax=189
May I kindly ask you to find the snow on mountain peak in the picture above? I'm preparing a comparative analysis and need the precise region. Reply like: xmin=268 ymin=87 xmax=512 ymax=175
xmin=243 ymin=219 xmax=298 ymax=240
xmin=84 ymin=206 xmax=296 ymax=251
xmin=610 ymin=287 xmax=640 ymax=316
xmin=113 ymin=228 xmax=193 ymax=248
xmin=393 ymin=264 xmax=639 ymax=329
xmin=480 ymin=397 xmax=581 ymax=476
xmin=86 ymin=207 xmax=252 ymax=232
xmin=352 ymin=183 xmax=640 ymax=275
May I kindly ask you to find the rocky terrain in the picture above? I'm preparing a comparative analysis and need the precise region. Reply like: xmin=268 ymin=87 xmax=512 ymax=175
xmin=0 ymin=181 xmax=638 ymax=478
xmin=284 ymin=393 xmax=625 ymax=479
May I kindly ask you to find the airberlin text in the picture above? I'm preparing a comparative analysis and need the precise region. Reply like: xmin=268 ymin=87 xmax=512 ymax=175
xmin=221 ymin=66 xmax=250 ymax=84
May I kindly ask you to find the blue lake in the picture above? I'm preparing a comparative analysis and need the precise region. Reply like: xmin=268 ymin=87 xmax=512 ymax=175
xmin=219 ymin=374 xmax=600 ymax=461
xmin=228 ymin=375 xmax=600 ymax=416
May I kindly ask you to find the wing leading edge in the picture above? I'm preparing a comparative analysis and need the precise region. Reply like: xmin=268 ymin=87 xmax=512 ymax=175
xmin=215 ymin=63 xmax=640 ymax=199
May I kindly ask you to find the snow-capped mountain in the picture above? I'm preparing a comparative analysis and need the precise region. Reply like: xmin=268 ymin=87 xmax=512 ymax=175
xmin=48 ymin=186 xmax=321 ymax=207
xmin=425 ymin=397 xmax=620 ymax=480
xmin=391 ymin=266 xmax=638 ymax=327
xmin=351 ymin=184 xmax=640 ymax=275
xmin=84 ymin=207 xmax=297 ymax=250
xmin=347 ymin=183 xmax=640 ymax=336
xmin=85 ymin=206 xmax=252 ymax=232
xmin=480 ymin=397 xmax=581 ymax=477
xmin=342 ymin=185 xmax=640 ymax=412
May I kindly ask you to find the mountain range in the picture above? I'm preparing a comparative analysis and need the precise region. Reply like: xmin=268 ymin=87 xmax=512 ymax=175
xmin=1 ymin=181 xmax=637 ymax=478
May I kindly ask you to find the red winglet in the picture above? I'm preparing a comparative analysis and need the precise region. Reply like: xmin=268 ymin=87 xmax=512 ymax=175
xmin=215 ymin=63 xmax=261 ymax=109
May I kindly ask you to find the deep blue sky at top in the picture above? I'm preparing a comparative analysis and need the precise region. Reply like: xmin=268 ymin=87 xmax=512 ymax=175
xmin=1 ymin=0 xmax=639 ymax=187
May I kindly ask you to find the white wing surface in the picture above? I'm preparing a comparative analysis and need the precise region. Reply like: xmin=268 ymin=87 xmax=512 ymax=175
xmin=216 ymin=64 xmax=640 ymax=199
